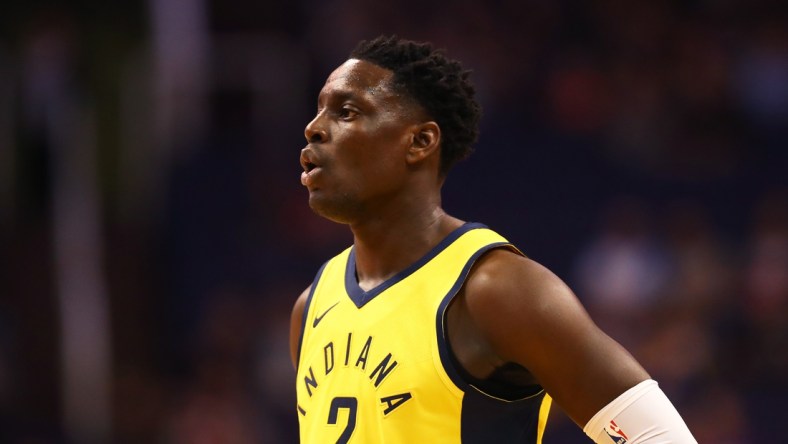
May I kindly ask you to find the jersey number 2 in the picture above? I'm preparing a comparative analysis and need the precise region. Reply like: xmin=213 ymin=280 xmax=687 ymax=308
xmin=328 ymin=396 xmax=357 ymax=443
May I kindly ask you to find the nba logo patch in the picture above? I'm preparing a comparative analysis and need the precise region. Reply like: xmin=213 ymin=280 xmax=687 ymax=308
xmin=603 ymin=420 xmax=629 ymax=443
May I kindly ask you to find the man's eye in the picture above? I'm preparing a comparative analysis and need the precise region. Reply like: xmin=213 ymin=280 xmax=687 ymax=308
xmin=339 ymin=107 xmax=359 ymax=119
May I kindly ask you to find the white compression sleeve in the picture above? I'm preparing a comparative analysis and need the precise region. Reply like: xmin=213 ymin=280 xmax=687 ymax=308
xmin=583 ymin=379 xmax=697 ymax=443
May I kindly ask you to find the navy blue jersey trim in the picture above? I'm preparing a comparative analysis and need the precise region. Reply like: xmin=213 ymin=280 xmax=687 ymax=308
xmin=296 ymin=260 xmax=329 ymax=370
xmin=435 ymin=241 xmax=512 ymax=391
xmin=460 ymin=386 xmax=546 ymax=443
xmin=344 ymin=222 xmax=489 ymax=308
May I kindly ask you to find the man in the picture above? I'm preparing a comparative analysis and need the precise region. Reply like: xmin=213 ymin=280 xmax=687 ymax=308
xmin=290 ymin=35 xmax=696 ymax=443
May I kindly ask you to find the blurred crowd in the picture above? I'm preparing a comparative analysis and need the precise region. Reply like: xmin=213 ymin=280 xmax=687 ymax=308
xmin=1 ymin=0 xmax=786 ymax=443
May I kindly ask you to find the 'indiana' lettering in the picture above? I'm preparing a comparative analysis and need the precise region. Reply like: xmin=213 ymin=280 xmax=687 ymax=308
xmin=355 ymin=336 xmax=372 ymax=369
xmin=306 ymin=332 xmax=402 ymax=391
xmin=299 ymin=331 xmax=412 ymax=417
xmin=304 ymin=366 xmax=318 ymax=397
xmin=381 ymin=392 xmax=413 ymax=415
xmin=324 ymin=342 xmax=334 ymax=375
xmin=369 ymin=353 xmax=397 ymax=387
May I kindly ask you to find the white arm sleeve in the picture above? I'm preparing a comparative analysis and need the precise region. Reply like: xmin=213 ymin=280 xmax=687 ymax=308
xmin=583 ymin=379 xmax=697 ymax=443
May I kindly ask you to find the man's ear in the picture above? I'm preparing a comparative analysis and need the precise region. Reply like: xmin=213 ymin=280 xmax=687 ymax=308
xmin=406 ymin=121 xmax=441 ymax=164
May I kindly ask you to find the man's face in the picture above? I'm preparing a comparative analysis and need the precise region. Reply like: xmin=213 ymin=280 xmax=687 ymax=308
xmin=300 ymin=59 xmax=422 ymax=223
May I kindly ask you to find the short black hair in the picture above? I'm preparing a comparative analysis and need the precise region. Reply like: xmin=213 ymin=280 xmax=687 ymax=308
xmin=350 ymin=35 xmax=481 ymax=175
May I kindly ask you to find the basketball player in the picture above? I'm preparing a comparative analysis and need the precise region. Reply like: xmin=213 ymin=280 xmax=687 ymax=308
xmin=290 ymin=36 xmax=696 ymax=443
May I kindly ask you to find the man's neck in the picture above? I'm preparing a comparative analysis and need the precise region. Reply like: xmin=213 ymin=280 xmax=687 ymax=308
xmin=349 ymin=207 xmax=464 ymax=291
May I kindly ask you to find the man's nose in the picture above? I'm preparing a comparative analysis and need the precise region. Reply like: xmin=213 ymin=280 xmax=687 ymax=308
xmin=304 ymin=112 xmax=328 ymax=143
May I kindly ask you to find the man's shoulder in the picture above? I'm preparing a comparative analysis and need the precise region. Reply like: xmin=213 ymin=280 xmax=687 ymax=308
xmin=463 ymin=247 xmax=573 ymax=320
xmin=467 ymin=247 xmax=553 ymax=288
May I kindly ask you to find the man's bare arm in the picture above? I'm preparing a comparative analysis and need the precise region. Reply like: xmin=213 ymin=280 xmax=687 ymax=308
xmin=460 ymin=249 xmax=649 ymax=426
xmin=459 ymin=249 xmax=696 ymax=442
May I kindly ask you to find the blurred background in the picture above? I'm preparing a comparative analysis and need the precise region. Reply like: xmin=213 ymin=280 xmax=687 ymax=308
xmin=1 ymin=0 xmax=786 ymax=442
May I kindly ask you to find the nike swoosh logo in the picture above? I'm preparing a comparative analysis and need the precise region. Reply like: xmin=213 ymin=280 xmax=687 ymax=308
xmin=313 ymin=301 xmax=340 ymax=328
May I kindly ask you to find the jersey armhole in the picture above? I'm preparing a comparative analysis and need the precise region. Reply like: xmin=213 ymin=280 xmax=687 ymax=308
xmin=434 ymin=242 xmax=519 ymax=394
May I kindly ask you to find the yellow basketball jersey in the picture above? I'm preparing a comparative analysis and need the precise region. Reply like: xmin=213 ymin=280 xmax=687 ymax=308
xmin=295 ymin=223 xmax=552 ymax=443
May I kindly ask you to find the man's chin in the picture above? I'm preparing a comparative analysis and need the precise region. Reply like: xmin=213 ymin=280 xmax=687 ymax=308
xmin=308 ymin=195 xmax=359 ymax=225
